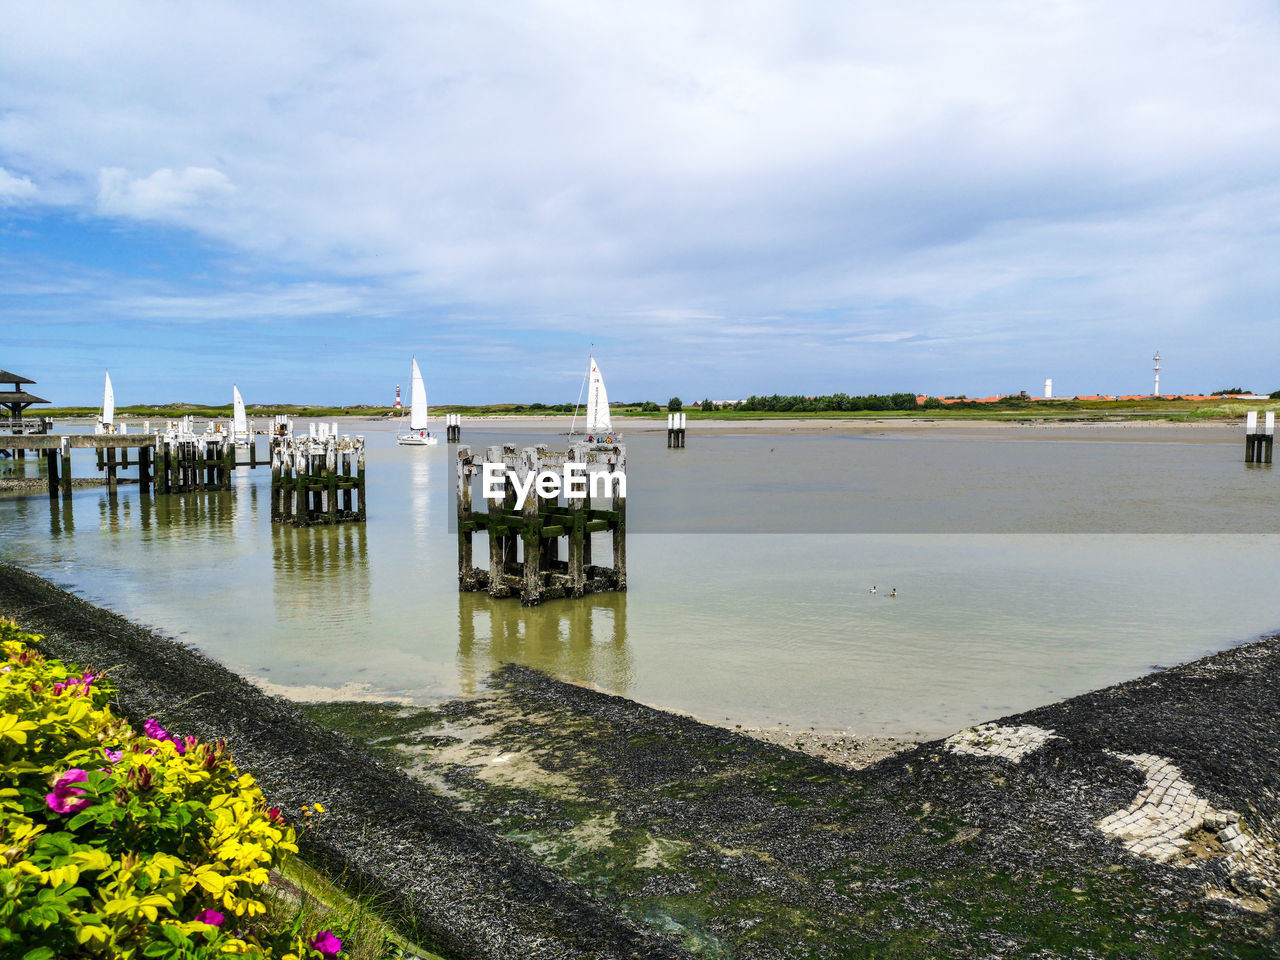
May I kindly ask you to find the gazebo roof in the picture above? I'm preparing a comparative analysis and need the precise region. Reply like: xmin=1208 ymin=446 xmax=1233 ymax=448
xmin=0 ymin=390 xmax=50 ymax=405
xmin=0 ymin=369 xmax=37 ymax=386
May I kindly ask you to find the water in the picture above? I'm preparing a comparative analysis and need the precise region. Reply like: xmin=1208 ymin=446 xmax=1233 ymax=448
xmin=2 ymin=419 xmax=1278 ymax=738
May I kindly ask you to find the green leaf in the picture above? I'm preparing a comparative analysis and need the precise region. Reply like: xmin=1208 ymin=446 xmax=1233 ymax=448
xmin=161 ymin=925 xmax=187 ymax=947
xmin=22 ymin=947 xmax=55 ymax=960
xmin=142 ymin=941 xmax=172 ymax=958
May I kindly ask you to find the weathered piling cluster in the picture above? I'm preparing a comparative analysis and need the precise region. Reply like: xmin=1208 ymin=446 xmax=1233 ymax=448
xmin=666 ymin=412 xmax=687 ymax=448
xmin=149 ymin=423 xmax=234 ymax=494
xmin=445 ymin=414 xmax=462 ymax=442
xmin=1244 ymin=410 xmax=1275 ymax=464
xmin=456 ymin=442 xmax=626 ymax=605
xmin=270 ymin=422 xmax=366 ymax=526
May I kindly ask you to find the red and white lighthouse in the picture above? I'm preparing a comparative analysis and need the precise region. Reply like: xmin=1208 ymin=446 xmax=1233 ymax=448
xmin=393 ymin=384 xmax=402 ymax=411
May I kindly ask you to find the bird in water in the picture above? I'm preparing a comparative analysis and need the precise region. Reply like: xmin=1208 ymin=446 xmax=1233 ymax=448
xmin=869 ymin=586 xmax=876 ymax=595
xmin=889 ymin=588 xmax=897 ymax=598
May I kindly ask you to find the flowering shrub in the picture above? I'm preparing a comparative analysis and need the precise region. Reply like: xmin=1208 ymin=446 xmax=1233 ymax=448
xmin=0 ymin=619 xmax=344 ymax=959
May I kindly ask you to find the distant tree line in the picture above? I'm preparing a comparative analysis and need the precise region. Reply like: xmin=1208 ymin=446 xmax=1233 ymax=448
xmin=729 ymin=392 xmax=924 ymax=412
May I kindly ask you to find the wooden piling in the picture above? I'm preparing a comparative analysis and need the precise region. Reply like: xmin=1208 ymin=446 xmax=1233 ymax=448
xmin=105 ymin=446 xmax=118 ymax=498
xmin=457 ymin=446 xmax=476 ymax=589
xmin=45 ymin=449 xmax=59 ymax=500
xmin=520 ymin=448 xmax=543 ymax=606
xmin=612 ymin=448 xmax=627 ymax=590
xmin=139 ymin=445 xmax=152 ymax=496
xmin=59 ymin=439 xmax=72 ymax=501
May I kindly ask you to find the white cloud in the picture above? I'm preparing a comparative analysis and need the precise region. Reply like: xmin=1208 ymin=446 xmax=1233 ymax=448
xmin=97 ymin=166 xmax=234 ymax=219
xmin=0 ymin=167 xmax=36 ymax=204
xmin=2 ymin=1 xmax=1280 ymax=395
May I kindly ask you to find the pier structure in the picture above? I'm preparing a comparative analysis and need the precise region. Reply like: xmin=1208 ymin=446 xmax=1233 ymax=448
xmin=456 ymin=441 xmax=626 ymax=605
xmin=666 ymin=412 xmax=687 ymax=448
xmin=445 ymin=414 xmax=462 ymax=442
xmin=270 ymin=422 xmax=366 ymax=526
xmin=1244 ymin=411 xmax=1275 ymax=464
xmin=5 ymin=434 xmax=156 ymax=500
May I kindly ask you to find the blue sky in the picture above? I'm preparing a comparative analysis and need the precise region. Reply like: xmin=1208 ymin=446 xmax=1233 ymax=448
xmin=3 ymin=1 xmax=1280 ymax=405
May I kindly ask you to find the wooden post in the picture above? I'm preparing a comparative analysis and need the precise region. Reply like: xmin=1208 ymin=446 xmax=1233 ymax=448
xmin=139 ymin=444 xmax=152 ymax=496
xmin=158 ymin=440 xmax=171 ymax=495
xmin=341 ymin=446 xmax=353 ymax=515
xmin=457 ymin=446 xmax=474 ymax=589
xmin=355 ymin=437 xmax=366 ymax=522
xmin=270 ymin=444 xmax=282 ymax=521
xmin=105 ymin=446 xmax=118 ymax=498
xmin=326 ymin=441 xmax=339 ymax=523
xmin=487 ymin=445 xmax=507 ymax=597
xmin=520 ymin=447 xmax=543 ymax=605
xmin=294 ymin=450 xmax=310 ymax=525
xmin=280 ymin=453 xmax=294 ymax=523
xmin=60 ymin=438 xmax=72 ymax=501
xmin=45 ymin=448 xmax=59 ymax=500
xmin=568 ymin=444 xmax=585 ymax=596
xmin=612 ymin=448 xmax=627 ymax=591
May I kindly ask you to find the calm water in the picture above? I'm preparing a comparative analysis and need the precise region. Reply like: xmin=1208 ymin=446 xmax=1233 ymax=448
xmin=2 ymin=420 xmax=1278 ymax=738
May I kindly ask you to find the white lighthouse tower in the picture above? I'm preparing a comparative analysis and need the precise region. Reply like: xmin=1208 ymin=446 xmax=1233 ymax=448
xmin=393 ymin=383 xmax=402 ymax=411
xmin=1152 ymin=351 xmax=1161 ymax=397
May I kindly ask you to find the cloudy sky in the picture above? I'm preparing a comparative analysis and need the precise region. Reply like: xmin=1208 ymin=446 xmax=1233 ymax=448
xmin=3 ymin=1 xmax=1279 ymax=405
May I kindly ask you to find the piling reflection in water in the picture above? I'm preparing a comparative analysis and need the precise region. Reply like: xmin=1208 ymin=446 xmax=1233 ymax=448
xmin=456 ymin=590 xmax=631 ymax=697
xmin=136 ymin=491 xmax=239 ymax=537
xmin=271 ymin=523 xmax=370 ymax=629
xmin=97 ymin=495 xmax=133 ymax=534
xmin=48 ymin=498 xmax=74 ymax=538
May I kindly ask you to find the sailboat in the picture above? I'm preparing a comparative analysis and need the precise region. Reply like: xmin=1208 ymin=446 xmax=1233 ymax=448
xmin=232 ymin=386 xmax=250 ymax=442
xmin=571 ymin=352 xmax=617 ymax=444
xmin=396 ymin=356 xmax=438 ymax=446
xmin=95 ymin=371 xmax=115 ymax=435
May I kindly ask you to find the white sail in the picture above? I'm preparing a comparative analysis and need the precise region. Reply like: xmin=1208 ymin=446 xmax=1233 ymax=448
xmin=585 ymin=355 xmax=611 ymax=434
xmin=409 ymin=357 xmax=429 ymax=430
xmin=232 ymin=386 xmax=248 ymax=437
xmin=101 ymin=372 xmax=115 ymax=427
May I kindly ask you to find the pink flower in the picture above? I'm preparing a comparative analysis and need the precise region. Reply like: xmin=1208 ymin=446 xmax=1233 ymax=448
xmin=194 ymin=908 xmax=225 ymax=927
xmin=45 ymin=768 xmax=91 ymax=814
xmin=310 ymin=931 xmax=343 ymax=957
xmin=102 ymin=748 xmax=123 ymax=763
xmin=143 ymin=718 xmax=169 ymax=741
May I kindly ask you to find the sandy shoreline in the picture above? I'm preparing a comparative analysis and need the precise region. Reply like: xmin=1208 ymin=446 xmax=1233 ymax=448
xmin=40 ymin=413 xmax=1240 ymax=442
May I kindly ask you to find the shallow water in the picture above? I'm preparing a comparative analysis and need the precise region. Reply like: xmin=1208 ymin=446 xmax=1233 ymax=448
xmin=2 ymin=420 xmax=1278 ymax=737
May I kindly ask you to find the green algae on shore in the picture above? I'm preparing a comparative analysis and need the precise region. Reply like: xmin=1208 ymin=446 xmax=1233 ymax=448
xmin=303 ymin=661 xmax=1279 ymax=959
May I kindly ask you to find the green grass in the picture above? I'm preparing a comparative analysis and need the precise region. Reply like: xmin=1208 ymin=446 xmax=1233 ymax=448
xmin=268 ymin=855 xmax=451 ymax=960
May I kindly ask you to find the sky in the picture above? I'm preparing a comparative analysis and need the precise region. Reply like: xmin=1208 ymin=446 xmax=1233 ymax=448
xmin=3 ymin=1 xmax=1280 ymax=405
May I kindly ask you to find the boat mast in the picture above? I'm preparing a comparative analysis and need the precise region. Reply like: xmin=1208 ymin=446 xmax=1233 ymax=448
xmin=569 ymin=343 xmax=592 ymax=438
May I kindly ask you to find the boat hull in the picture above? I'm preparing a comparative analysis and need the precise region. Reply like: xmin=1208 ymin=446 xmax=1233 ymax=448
xmin=397 ymin=433 xmax=439 ymax=446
